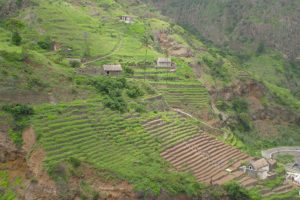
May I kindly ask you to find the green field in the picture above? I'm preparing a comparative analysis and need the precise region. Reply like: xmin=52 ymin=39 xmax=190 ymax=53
xmin=32 ymin=99 xmax=202 ymax=195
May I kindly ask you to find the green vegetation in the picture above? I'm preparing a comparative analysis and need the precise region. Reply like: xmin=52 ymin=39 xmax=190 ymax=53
xmin=263 ymin=165 xmax=285 ymax=189
xmin=263 ymin=189 xmax=300 ymax=200
xmin=32 ymin=100 xmax=203 ymax=196
xmin=2 ymin=104 xmax=34 ymax=146
xmin=224 ymin=182 xmax=255 ymax=200
xmin=276 ymin=154 xmax=294 ymax=165
xmin=0 ymin=0 xmax=299 ymax=198
xmin=0 ymin=171 xmax=20 ymax=200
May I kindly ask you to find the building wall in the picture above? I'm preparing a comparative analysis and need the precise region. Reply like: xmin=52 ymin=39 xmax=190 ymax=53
xmin=105 ymin=71 xmax=121 ymax=76
xmin=157 ymin=62 xmax=172 ymax=68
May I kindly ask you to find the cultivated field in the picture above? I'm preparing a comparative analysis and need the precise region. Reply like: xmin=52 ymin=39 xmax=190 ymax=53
xmin=32 ymin=99 xmax=204 ymax=192
xmin=161 ymin=133 xmax=253 ymax=184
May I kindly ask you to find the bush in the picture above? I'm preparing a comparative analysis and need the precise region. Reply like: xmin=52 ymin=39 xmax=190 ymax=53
xmin=232 ymin=98 xmax=249 ymax=113
xmin=237 ymin=113 xmax=252 ymax=132
xmin=2 ymin=104 xmax=34 ymax=120
xmin=126 ymin=85 xmax=144 ymax=99
xmin=224 ymin=182 xmax=251 ymax=200
xmin=69 ymin=157 xmax=81 ymax=168
xmin=124 ymin=67 xmax=134 ymax=76
xmin=2 ymin=104 xmax=34 ymax=147
xmin=256 ymin=42 xmax=265 ymax=56
xmin=11 ymin=32 xmax=22 ymax=46
xmin=38 ymin=36 xmax=53 ymax=50
xmin=69 ymin=60 xmax=81 ymax=68
xmin=103 ymin=95 xmax=127 ymax=112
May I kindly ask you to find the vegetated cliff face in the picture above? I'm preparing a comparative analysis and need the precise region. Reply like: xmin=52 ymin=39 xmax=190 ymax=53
xmin=142 ymin=0 xmax=300 ymax=59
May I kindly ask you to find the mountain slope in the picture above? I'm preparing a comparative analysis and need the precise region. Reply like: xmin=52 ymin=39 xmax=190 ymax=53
xmin=0 ymin=0 xmax=300 ymax=199
xmin=141 ymin=0 xmax=300 ymax=60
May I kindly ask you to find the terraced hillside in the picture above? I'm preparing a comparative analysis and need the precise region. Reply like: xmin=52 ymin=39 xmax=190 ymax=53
xmin=161 ymin=134 xmax=253 ymax=185
xmin=133 ymin=67 xmax=178 ymax=81
xmin=151 ymin=82 xmax=210 ymax=110
xmin=32 ymin=99 xmax=204 ymax=193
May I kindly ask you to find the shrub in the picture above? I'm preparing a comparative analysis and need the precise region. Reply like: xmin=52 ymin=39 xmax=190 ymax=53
xmin=232 ymin=98 xmax=249 ymax=113
xmin=2 ymin=104 xmax=34 ymax=146
xmin=2 ymin=104 xmax=34 ymax=120
xmin=69 ymin=157 xmax=81 ymax=168
xmin=126 ymin=85 xmax=144 ymax=99
xmin=69 ymin=60 xmax=81 ymax=68
xmin=124 ymin=66 xmax=134 ymax=76
xmin=11 ymin=32 xmax=22 ymax=46
xmin=237 ymin=113 xmax=252 ymax=132
xmin=38 ymin=36 xmax=53 ymax=50
xmin=256 ymin=42 xmax=265 ymax=56
xmin=103 ymin=95 xmax=127 ymax=112
xmin=224 ymin=182 xmax=251 ymax=200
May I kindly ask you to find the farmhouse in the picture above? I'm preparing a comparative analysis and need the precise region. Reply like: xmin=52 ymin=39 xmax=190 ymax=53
xmin=77 ymin=67 xmax=103 ymax=76
xmin=247 ymin=158 xmax=276 ymax=180
xmin=103 ymin=64 xmax=123 ymax=76
xmin=156 ymin=58 xmax=173 ymax=68
xmin=120 ymin=16 xmax=133 ymax=24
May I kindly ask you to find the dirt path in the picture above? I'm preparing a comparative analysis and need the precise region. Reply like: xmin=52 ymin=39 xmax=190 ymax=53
xmin=262 ymin=147 xmax=300 ymax=159
xmin=172 ymin=108 xmax=223 ymax=134
xmin=83 ymin=35 xmax=123 ymax=66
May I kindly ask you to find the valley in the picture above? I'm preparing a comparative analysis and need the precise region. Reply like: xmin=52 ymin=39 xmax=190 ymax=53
xmin=0 ymin=0 xmax=300 ymax=199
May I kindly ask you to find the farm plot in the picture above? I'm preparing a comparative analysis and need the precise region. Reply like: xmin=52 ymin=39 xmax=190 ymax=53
xmin=161 ymin=134 xmax=253 ymax=184
xmin=150 ymin=82 xmax=210 ymax=109
xmin=32 ymin=100 xmax=203 ymax=192
xmin=133 ymin=67 xmax=178 ymax=81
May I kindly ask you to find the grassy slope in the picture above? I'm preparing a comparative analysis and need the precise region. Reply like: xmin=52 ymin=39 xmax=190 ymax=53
xmin=1 ymin=0 xmax=299 ymax=199
xmin=32 ymin=100 xmax=202 ymax=195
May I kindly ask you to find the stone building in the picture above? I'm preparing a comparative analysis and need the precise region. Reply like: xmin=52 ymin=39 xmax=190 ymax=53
xmin=103 ymin=64 xmax=123 ymax=76
xmin=156 ymin=58 xmax=174 ymax=68
xmin=120 ymin=16 xmax=133 ymax=24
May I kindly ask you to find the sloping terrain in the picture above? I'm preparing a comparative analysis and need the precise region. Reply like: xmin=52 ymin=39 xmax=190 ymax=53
xmin=141 ymin=0 xmax=300 ymax=60
xmin=0 ymin=0 xmax=300 ymax=199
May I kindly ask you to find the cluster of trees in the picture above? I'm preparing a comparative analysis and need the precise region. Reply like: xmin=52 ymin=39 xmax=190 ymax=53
xmin=202 ymin=56 xmax=229 ymax=82
xmin=89 ymin=77 xmax=144 ymax=112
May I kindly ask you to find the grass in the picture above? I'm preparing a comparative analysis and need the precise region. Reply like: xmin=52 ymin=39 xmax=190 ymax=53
xmin=0 ymin=171 xmax=21 ymax=200
xmin=32 ymin=100 xmax=203 ymax=195
xmin=262 ymin=189 xmax=300 ymax=200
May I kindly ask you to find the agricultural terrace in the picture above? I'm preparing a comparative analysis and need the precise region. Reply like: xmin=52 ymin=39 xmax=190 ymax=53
xmin=32 ymin=99 xmax=204 ymax=194
xmin=21 ymin=0 xmax=160 ymax=62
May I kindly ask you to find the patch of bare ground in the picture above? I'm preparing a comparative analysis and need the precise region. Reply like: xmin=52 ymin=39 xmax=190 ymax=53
xmin=68 ymin=164 xmax=137 ymax=200
xmin=0 ymin=128 xmax=58 ymax=200
xmin=156 ymin=32 xmax=193 ymax=58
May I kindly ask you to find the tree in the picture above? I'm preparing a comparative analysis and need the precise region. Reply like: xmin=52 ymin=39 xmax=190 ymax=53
xmin=12 ymin=32 xmax=22 ymax=46
xmin=5 ymin=19 xmax=24 ymax=46
xmin=141 ymin=33 xmax=152 ymax=82
xmin=224 ymin=182 xmax=251 ymax=200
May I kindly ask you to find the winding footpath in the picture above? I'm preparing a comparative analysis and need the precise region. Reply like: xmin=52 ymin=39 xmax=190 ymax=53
xmin=262 ymin=147 xmax=300 ymax=159
xmin=83 ymin=35 xmax=123 ymax=66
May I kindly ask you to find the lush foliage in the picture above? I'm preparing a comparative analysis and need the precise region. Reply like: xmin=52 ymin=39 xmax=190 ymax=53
xmin=89 ymin=77 xmax=144 ymax=112
xmin=2 ymin=104 xmax=34 ymax=146
xmin=224 ymin=182 xmax=252 ymax=200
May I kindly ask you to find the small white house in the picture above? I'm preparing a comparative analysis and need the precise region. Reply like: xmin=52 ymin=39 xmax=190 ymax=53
xmin=157 ymin=58 xmax=173 ymax=68
xmin=120 ymin=16 xmax=133 ymax=24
